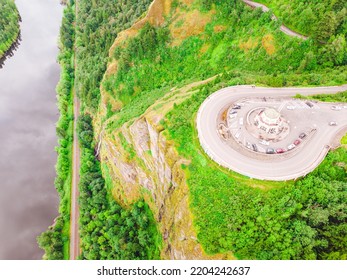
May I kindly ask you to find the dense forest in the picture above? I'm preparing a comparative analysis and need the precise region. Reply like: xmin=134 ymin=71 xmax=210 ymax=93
xmin=77 ymin=115 xmax=161 ymax=259
xmin=38 ymin=0 xmax=161 ymax=260
xmin=259 ymin=0 xmax=347 ymax=67
xmin=260 ymin=0 xmax=347 ymax=40
xmin=0 ymin=0 xmax=20 ymax=58
xmin=75 ymin=0 xmax=162 ymax=259
xmin=75 ymin=0 xmax=153 ymax=110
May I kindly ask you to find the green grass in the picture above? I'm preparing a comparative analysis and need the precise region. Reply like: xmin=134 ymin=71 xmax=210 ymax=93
xmin=295 ymin=90 xmax=347 ymax=103
xmin=342 ymin=134 xmax=347 ymax=145
xmin=104 ymin=0 xmax=347 ymax=133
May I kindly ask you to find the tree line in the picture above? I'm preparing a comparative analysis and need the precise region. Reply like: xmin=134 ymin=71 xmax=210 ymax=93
xmin=77 ymin=114 xmax=161 ymax=259
xmin=0 ymin=0 xmax=20 ymax=58
xmin=37 ymin=1 xmax=75 ymax=260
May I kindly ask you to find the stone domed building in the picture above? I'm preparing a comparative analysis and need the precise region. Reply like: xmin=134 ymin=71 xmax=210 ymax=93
xmin=254 ymin=108 xmax=285 ymax=135
xmin=244 ymin=107 xmax=290 ymax=142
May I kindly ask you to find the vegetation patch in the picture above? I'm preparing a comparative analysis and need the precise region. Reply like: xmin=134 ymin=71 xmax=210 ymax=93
xmin=261 ymin=34 xmax=276 ymax=55
xmin=74 ymin=0 xmax=162 ymax=259
xmin=77 ymin=115 xmax=162 ymax=259
xmin=169 ymin=8 xmax=215 ymax=46
xmin=0 ymin=0 xmax=20 ymax=59
xmin=239 ymin=37 xmax=259 ymax=52
xmin=38 ymin=2 xmax=75 ymax=260
xmin=258 ymin=0 xmax=347 ymax=44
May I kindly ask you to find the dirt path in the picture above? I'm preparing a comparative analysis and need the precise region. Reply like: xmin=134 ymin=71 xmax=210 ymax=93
xmin=242 ymin=0 xmax=308 ymax=40
xmin=69 ymin=0 xmax=81 ymax=260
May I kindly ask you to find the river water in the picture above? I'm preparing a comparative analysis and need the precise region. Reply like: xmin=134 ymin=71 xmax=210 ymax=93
xmin=0 ymin=0 xmax=62 ymax=259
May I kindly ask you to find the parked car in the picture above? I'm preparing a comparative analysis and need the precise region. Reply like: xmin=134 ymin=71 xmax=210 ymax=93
xmin=259 ymin=139 xmax=270 ymax=146
xmin=266 ymin=148 xmax=275 ymax=154
xmin=286 ymin=105 xmax=295 ymax=110
xmin=246 ymin=142 xmax=252 ymax=149
xmin=232 ymin=105 xmax=241 ymax=110
xmin=252 ymin=144 xmax=258 ymax=152
xmin=276 ymin=148 xmax=285 ymax=154
xmin=299 ymin=132 xmax=306 ymax=139
xmin=305 ymin=101 xmax=313 ymax=108
xmin=331 ymin=105 xmax=342 ymax=111
xmin=229 ymin=110 xmax=237 ymax=115
xmin=329 ymin=121 xmax=337 ymax=126
xmin=287 ymin=144 xmax=296 ymax=150
xmin=239 ymin=117 xmax=244 ymax=125
xmin=294 ymin=139 xmax=301 ymax=145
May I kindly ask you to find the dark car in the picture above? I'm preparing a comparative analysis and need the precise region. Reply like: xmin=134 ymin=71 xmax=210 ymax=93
xmin=266 ymin=148 xmax=275 ymax=154
xmin=232 ymin=105 xmax=241 ymax=110
xmin=252 ymin=144 xmax=258 ymax=152
xmin=306 ymin=101 xmax=313 ymax=108
xmin=276 ymin=148 xmax=285 ymax=154
xmin=294 ymin=139 xmax=301 ymax=145
xmin=299 ymin=133 xmax=306 ymax=139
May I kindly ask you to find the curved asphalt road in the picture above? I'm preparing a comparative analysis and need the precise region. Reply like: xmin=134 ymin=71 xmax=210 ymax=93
xmin=197 ymin=85 xmax=347 ymax=181
xmin=242 ymin=0 xmax=308 ymax=40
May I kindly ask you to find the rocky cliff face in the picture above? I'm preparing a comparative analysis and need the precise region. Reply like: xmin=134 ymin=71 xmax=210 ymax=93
xmin=95 ymin=0 xmax=231 ymax=260
xmin=98 ymin=79 xmax=231 ymax=259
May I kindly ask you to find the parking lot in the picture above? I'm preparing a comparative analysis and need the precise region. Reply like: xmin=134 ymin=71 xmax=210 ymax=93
xmin=197 ymin=85 xmax=347 ymax=180
xmin=221 ymin=97 xmax=347 ymax=158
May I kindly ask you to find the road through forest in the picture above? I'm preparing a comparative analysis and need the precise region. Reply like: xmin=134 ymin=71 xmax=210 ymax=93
xmin=70 ymin=0 xmax=80 ymax=260
xmin=242 ymin=0 xmax=308 ymax=40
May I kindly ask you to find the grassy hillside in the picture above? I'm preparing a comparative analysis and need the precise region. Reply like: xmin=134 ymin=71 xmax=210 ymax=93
xmin=98 ymin=0 xmax=347 ymax=259
xmin=0 ymin=0 xmax=20 ymax=58
xmin=258 ymin=0 xmax=347 ymax=41
xmin=103 ymin=0 xmax=346 ymax=115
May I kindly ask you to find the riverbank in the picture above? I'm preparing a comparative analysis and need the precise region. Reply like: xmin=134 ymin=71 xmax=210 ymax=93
xmin=37 ymin=1 xmax=75 ymax=260
xmin=0 ymin=0 xmax=21 ymax=67
xmin=0 ymin=0 xmax=62 ymax=259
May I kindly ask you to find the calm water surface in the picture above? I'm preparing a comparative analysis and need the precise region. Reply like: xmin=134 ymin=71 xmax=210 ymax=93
xmin=0 ymin=0 xmax=63 ymax=259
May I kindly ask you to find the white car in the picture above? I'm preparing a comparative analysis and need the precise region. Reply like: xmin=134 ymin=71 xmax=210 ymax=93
xmin=286 ymin=105 xmax=295 ymax=110
xmin=287 ymin=144 xmax=296 ymax=150
xmin=259 ymin=140 xmax=270 ymax=146
xmin=239 ymin=117 xmax=244 ymax=125
xmin=331 ymin=105 xmax=342 ymax=111
xmin=329 ymin=121 xmax=337 ymax=126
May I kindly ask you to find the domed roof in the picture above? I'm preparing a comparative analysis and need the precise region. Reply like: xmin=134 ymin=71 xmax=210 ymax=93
xmin=263 ymin=108 xmax=280 ymax=120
